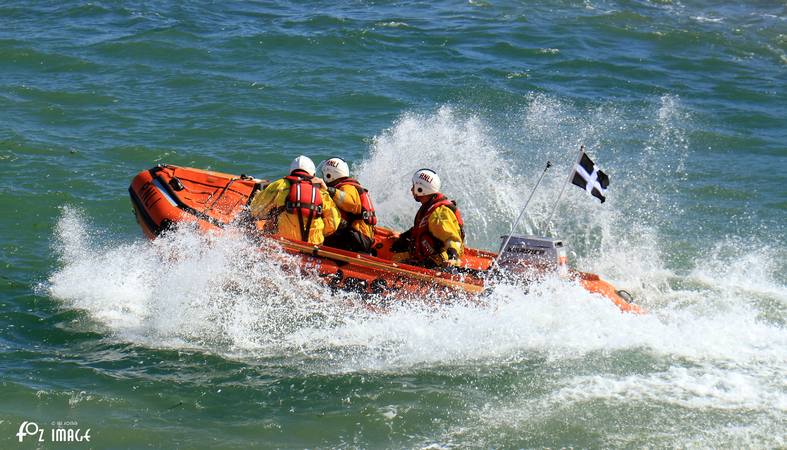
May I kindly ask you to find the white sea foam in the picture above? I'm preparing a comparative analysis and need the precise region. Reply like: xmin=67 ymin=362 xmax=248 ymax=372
xmin=454 ymin=360 xmax=786 ymax=447
xmin=692 ymin=15 xmax=724 ymax=24
xmin=551 ymin=365 xmax=786 ymax=411
xmin=46 ymin=204 xmax=785 ymax=370
xmin=689 ymin=238 xmax=787 ymax=304
xmin=47 ymin=208 xmax=360 ymax=351
xmin=375 ymin=21 xmax=409 ymax=28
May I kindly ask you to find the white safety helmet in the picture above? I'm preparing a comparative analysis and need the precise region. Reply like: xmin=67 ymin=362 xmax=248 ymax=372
xmin=412 ymin=168 xmax=441 ymax=196
xmin=289 ymin=155 xmax=316 ymax=176
xmin=320 ymin=157 xmax=350 ymax=182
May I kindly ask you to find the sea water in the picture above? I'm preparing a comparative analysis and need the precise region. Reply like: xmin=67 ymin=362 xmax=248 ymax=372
xmin=1 ymin=1 xmax=784 ymax=448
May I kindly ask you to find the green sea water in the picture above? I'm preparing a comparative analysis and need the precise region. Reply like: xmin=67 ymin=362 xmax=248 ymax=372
xmin=1 ymin=1 xmax=785 ymax=448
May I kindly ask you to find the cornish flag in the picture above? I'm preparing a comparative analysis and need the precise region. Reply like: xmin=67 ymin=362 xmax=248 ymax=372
xmin=571 ymin=150 xmax=609 ymax=203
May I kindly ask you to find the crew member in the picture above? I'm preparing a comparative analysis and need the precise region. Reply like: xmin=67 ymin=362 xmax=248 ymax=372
xmin=392 ymin=168 xmax=464 ymax=268
xmin=249 ymin=155 xmax=340 ymax=245
xmin=318 ymin=157 xmax=377 ymax=253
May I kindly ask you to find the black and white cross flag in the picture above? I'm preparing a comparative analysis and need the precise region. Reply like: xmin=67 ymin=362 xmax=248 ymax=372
xmin=571 ymin=151 xmax=609 ymax=203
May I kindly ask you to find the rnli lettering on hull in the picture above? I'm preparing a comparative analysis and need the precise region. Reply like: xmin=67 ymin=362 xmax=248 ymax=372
xmin=138 ymin=181 xmax=161 ymax=210
xmin=152 ymin=178 xmax=178 ymax=207
xmin=137 ymin=178 xmax=178 ymax=209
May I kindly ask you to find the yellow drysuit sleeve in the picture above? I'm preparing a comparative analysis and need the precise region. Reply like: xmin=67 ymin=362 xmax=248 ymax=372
xmin=333 ymin=184 xmax=362 ymax=215
xmin=248 ymin=178 xmax=289 ymax=219
xmin=320 ymin=189 xmax=340 ymax=238
xmin=428 ymin=205 xmax=464 ymax=263
xmin=332 ymin=184 xmax=375 ymax=240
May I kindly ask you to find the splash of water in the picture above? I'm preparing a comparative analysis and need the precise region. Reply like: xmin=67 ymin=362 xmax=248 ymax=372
xmin=47 ymin=207 xmax=363 ymax=352
xmin=354 ymin=97 xmax=693 ymax=299
xmin=355 ymin=105 xmax=526 ymax=242
xmin=47 ymin=205 xmax=784 ymax=370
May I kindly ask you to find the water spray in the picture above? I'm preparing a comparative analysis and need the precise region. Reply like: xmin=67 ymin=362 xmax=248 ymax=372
xmin=543 ymin=145 xmax=585 ymax=235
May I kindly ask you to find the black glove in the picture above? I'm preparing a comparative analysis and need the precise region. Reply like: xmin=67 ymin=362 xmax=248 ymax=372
xmin=445 ymin=247 xmax=460 ymax=266
xmin=390 ymin=229 xmax=412 ymax=253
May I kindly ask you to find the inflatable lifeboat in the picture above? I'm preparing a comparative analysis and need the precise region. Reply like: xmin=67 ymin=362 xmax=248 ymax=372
xmin=129 ymin=164 xmax=642 ymax=313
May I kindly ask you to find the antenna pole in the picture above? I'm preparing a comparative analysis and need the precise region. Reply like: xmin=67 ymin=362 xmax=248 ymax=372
xmin=494 ymin=161 xmax=551 ymax=267
xmin=543 ymin=145 xmax=585 ymax=234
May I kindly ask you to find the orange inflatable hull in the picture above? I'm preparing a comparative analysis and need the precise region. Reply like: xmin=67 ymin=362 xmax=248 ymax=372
xmin=129 ymin=164 xmax=642 ymax=313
